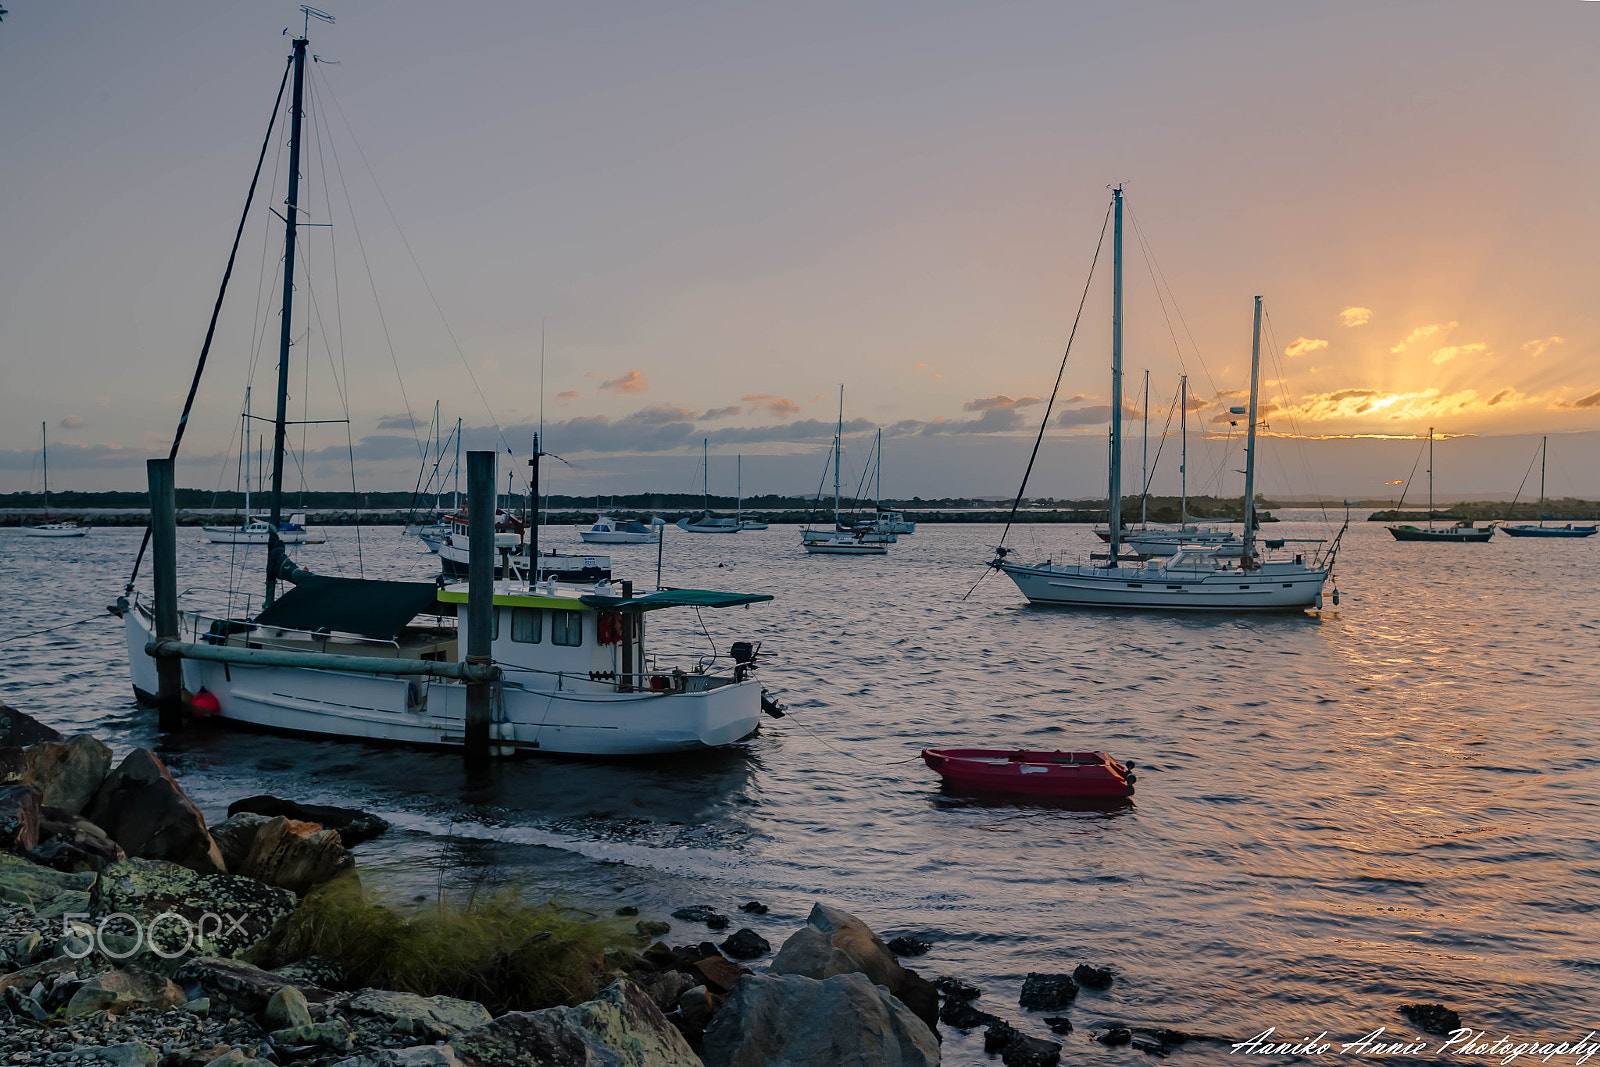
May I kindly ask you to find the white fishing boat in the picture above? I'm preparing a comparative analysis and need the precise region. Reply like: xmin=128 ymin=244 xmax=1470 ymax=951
xmin=115 ymin=19 xmax=781 ymax=756
xmin=677 ymin=439 xmax=741 ymax=533
xmin=802 ymin=392 xmax=894 ymax=555
xmin=580 ymin=515 xmax=660 ymax=544
xmin=991 ymin=188 xmax=1341 ymax=611
xmin=1498 ymin=437 xmax=1595 ymax=538
xmin=438 ymin=512 xmax=611 ymax=580
xmin=22 ymin=422 xmax=88 ymax=538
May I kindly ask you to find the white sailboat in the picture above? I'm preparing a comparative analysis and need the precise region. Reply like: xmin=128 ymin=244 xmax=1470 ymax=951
xmin=677 ymin=439 xmax=740 ymax=533
xmin=801 ymin=390 xmax=895 ymax=555
xmin=23 ymin=422 xmax=88 ymax=537
xmin=992 ymin=187 xmax=1341 ymax=611
xmin=406 ymin=404 xmax=458 ymax=551
xmin=116 ymin=21 xmax=778 ymax=756
xmin=203 ymin=391 xmax=325 ymax=545
xmin=1120 ymin=373 xmax=1239 ymax=557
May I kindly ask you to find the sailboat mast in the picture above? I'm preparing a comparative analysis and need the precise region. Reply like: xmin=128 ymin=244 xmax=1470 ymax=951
xmin=736 ymin=455 xmax=742 ymax=523
xmin=242 ymin=387 xmax=252 ymax=516
xmin=453 ymin=418 xmax=461 ymax=510
xmin=1179 ymin=374 xmax=1188 ymax=526
xmin=703 ymin=439 xmax=710 ymax=515
xmin=876 ymin=428 xmax=882 ymax=512
xmin=1539 ymin=435 xmax=1547 ymax=525
xmin=833 ymin=386 xmax=843 ymax=523
xmin=265 ymin=34 xmax=309 ymax=607
xmin=40 ymin=422 xmax=49 ymax=517
xmin=1141 ymin=369 xmax=1149 ymax=527
xmin=1241 ymin=296 xmax=1263 ymax=565
xmin=1108 ymin=186 xmax=1124 ymax=554
xmin=432 ymin=400 xmax=442 ymax=512
xmin=1426 ymin=427 xmax=1434 ymax=530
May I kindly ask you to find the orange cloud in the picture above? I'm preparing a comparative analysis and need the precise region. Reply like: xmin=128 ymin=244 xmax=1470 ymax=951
xmin=1285 ymin=337 xmax=1328 ymax=357
xmin=1339 ymin=307 xmax=1372 ymax=327
xmin=556 ymin=390 xmax=580 ymax=402
xmin=599 ymin=369 xmax=649 ymax=393
xmin=742 ymin=393 xmax=800 ymax=418
xmin=1523 ymin=336 xmax=1565 ymax=358
xmin=1390 ymin=322 xmax=1457 ymax=354
xmin=1429 ymin=342 xmax=1487 ymax=366
xmin=964 ymin=394 xmax=1042 ymax=412
xmin=1557 ymin=389 xmax=1600 ymax=410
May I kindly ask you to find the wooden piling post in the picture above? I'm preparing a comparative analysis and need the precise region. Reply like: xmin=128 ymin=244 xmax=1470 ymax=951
xmin=465 ymin=450 xmax=495 ymax=763
xmin=147 ymin=458 xmax=183 ymax=732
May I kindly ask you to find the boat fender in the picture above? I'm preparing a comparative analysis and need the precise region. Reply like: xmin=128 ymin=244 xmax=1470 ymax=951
xmin=649 ymin=675 xmax=671 ymax=692
xmin=1332 ymin=589 xmax=1340 ymax=606
xmin=406 ymin=681 xmax=423 ymax=713
xmin=1124 ymin=772 xmax=1137 ymax=784
xmin=760 ymin=691 xmax=786 ymax=718
xmin=190 ymin=688 xmax=221 ymax=718
xmin=1314 ymin=594 xmax=1323 ymax=610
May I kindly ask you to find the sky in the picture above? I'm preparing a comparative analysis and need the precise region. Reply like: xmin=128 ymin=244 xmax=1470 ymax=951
xmin=3 ymin=1 xmax=1600 ymax=503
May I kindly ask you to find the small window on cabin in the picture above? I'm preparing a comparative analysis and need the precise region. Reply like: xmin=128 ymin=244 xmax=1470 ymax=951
xmin=551 ymin=609 xmax=583 ymax=647
xmin=512 ymin=608 xmax=541 ymax=644
xmin=491 ymin=609 xmax=499 ymax=641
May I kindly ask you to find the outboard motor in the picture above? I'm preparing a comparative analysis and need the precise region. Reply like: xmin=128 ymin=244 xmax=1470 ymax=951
xmin=730 ymin=640 xmax=757 ymax=682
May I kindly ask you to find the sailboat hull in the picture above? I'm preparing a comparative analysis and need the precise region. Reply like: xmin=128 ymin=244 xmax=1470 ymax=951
xmin=123 ymin=604 xmax=760 ymax=756
xmin=1386 ymin=525 xmax=1494 ymax=542
xmin=23 ymin=525 xmax=88 ymax=538
xmin=998 ymin=561 xmax=1328 ymax=611
xmin=1497 ymin=524 xmax=1596 ymax=538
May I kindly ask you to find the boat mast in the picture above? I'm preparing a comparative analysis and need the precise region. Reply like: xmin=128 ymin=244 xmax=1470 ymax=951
xmin=453 ymin=418 xmax=462 ymax=510
xmin=264 ymin=32 xmax=309 ymax=608
xmin=1539 ymin=435 xmax=1547 ymax=525
xmin=737 ymin=455 xmax=742 ymax=524
xmin=431 ymin=400 xmax=442 ymax=513
xmin=876 ymin=428 xmax=883 ymax=515
xmin=1241 ymin=296 xmax=1263 ymax=566
xmin=40 ymin=422 xmax=49 ymax=518
xmin=702 ymin=438 xmax=710 ymax=517
xmin=242 ymin=387 xmax=252 ymax=517
xmin=1108 ymin=185 xmax=1124 ymax=556
xmin=833 ymin=386 xmax=844 ymax=525
xmin=1426 ymin=427 xmax=1434 ymax=530
xmin=1179 ymin=374 xmax=1188 ymax=526
xmin=1140 ymin=368 xmax=1149 ymax=527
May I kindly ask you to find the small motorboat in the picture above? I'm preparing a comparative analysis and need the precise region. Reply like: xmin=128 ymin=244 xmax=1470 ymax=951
xmin=922 ymin=748 xmax=1136 ymax=799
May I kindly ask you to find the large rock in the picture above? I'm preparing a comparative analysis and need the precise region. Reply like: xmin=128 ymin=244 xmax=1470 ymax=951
xmin=0 ymin=746 xmax=26 ymax=784
xmin=30 ymin=807 xmax=126 ymax=872
xmin=701 ymin=972 xmax=939 ymax=1067
xmin=770 ymin=903 xmax=905 ymax=993
xmin=174 ymin=956 xmax=337 ymax=1014
xmin=339 ymin=988 xmax=493 ymax=1038
xmin=451 ymin=979 xmax=701 ymax=1067
xmin=0 ymin=849 xmax=97 ymax=910
xmin=66 ymin=965 xmax=187 ymax=1017
xmin=333 ymin=1049 xmax=465 ymax=1067
xmin=0 ymin=783 xmax=41 ymax=852
xmin=92 ymin=858 xmax=296 ymax=958
xmin=0 ymin=704 xmax=63 ymax=747
xmin=227 ymin=796 xmax=389 ymax=846
xmin=25 ymin=735 xmax=112 ymax=815
xmin=240 ymin=815 xmax=351 ymax=894
xmin=85 ymin=749 xmax=226 ymax=874
xmin=211 ymin=812 xmax=273 ymax=873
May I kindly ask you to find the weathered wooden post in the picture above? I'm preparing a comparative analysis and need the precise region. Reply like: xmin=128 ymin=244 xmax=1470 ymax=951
xmin=147 ymin=458 xmax=183 ymax=732
xmin=465 ymin=450 xmax=495 ymax=763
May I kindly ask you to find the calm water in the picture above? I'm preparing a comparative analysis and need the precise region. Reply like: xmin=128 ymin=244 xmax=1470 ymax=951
xmin=2 ymin=516 xmax=1597 ymax=1062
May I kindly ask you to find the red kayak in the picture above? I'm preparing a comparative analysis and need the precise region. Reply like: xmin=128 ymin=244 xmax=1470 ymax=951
xmin=922 ymin=748 xmax=1136 ymax=798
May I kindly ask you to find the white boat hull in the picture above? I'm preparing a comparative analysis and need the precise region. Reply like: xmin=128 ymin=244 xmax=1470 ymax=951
xmin=579 ymin=531 xmax=658 ymax=544
xmin=23 ymin=525 xmax=88 ymax=538
xmin=203 ymin=527 xmax=325 ymax=545
xmin=999 ymin=561 xmax=1327 ymax=611
xmin=123 ymin=605 xmax=760 ymax=756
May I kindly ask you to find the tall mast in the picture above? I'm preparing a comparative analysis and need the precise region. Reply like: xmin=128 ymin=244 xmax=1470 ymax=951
xmin=703 ymin=439 xmax=710 ymax=516
xmin=833 ymin=386 xmax=843 ymax=523
xmin=1241 ymin=296 xmax=1263 ymax=566
xmin=453 ymin=417 xmax=461 ymax=510
xmin=264 ymin=33 xmax=309 ymax=607
xmin=432 ymin=400 xmax=442 ymax=512
xmin=1539 ymin=435 xmax=1547 ymax=525
xmin=736 ymin=455 xmax=742 ymax=522
xmin=1179 ymin=374 xmax=1188 ymax=526
xmin=40 ymin=422 xmax=49 ymax=516
xmin=1140 ymin=368 xmax=1149 ymax=527
xmin=1108 ymin=186 xmax=1125 ymax=556
xmin=242 ymin=387 xmax=252 ymax=516
xmin=1426 ymin=427 xmax=1434 ymax=530
xmin=876 ymin=428 xmax=882 ymax=511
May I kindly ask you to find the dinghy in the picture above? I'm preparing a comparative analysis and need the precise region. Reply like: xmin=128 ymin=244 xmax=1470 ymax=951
xmin=922 ymin=748 xmax=1136 ymax=798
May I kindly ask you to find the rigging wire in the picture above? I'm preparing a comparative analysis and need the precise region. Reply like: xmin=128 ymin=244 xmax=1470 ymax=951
xmin=1261 ymin=309 xmax=1332 ymax=526
xmin=1390 ymin=437 xmax=1428 ymax=512
xmin=124 ymin=57 xmax=292 ymax=595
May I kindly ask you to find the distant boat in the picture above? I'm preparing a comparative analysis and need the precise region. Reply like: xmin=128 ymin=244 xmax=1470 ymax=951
xmin=202 ymin=391 xmax=325 ymax=545
xmin=579 ymin=515 xmax=659 ymax=544
xmin=802 ymin=390 xmax=894 ymax=555
xmin=1499 ymin=437 xmax=1596 ymax=538
xmin=1387 ymin=429 xmax=1494 ymax=542
xmin=23 ymin=421 xmax=88 ymax=538
xmin=922 ymin=748 xmax=1135 ymax=799
xmin=677 ymin=439 xmax=741 ymax=533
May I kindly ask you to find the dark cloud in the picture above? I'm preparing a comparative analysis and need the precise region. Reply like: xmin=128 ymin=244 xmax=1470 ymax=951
xmin=1055 ymin=401 xmax=1138 ymax=429
xmin=700 ymin=406 xmax=742 ymax=420
xmin=1486 ymin=389 xmax=1513 ymax=407
xmin=633 ymin=404 xmax=697 ymax=426
xmin=375 ymin=411 xmax=422 ymax=431
xmin=1568 ymin=389 xmax=1600 ymax=410
xmin=964 ymin=394 xmax=1042 ymax=412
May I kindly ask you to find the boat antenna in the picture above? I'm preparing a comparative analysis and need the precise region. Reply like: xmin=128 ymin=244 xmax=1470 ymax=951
xmin=302 ymin=6 xmax=335 ymax=37
xmin=1240 ymin=296 xmax=1263 ymax=568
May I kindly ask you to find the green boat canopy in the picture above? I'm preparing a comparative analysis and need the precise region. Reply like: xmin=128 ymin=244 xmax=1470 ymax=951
xmin=577 ymin=588 xmax=774 ymax=611
xmin=254 ymin=575 xmax=443 ymax=641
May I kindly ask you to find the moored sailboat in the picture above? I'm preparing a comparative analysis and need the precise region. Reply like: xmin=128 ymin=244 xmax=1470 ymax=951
xmin=677 ymin=440 xmax=740 ymax=533
xmin=23 ymin=422 xmax=88 ymax=538
xmin=801 ymin=390 xmax=894 ymax=555
xmin=1386 ymin=429 xmax=1494 ymax=542
xmin=1498 ymin=437 xmax=1596 ymax=538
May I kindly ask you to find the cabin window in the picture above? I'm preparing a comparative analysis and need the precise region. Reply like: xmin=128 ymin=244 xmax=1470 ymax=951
xmin=490 ymin=610 xmax=500 ymax=641
xmin=511 ymin=607 xmax=541 ymax=644
xmin=551 ymin=609 xmax=583 ymax=647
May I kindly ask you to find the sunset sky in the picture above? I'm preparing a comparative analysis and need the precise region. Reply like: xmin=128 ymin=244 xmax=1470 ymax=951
xmin=3 ymin=1 xmax=1599 ymax=501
